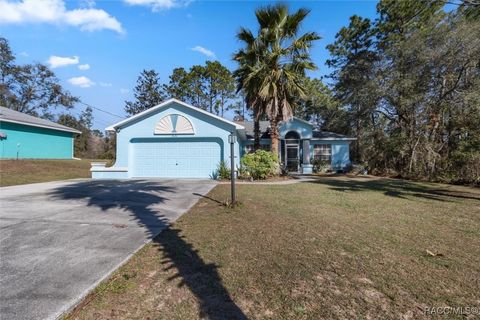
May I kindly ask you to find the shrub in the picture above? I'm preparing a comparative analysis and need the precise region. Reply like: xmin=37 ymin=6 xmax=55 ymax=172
xmin=240 ymin=150 xmax=278 ymax=180
xmin=217 ymin=160 xmax=231 ymax=180
xmin=312 ymin=159 xmax=330 ymax=173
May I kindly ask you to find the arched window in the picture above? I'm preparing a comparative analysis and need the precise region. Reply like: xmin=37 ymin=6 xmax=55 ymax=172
xmin=154 ymin=114 xmax=194 ymax=135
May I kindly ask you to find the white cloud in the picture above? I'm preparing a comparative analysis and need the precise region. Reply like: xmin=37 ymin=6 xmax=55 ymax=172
xmin=124 ymin=0 xmax=191 ymax=11
xmin=0 ymin=0 xmax=124 ymax=34
xmin=78 ymin=63 xmax=90 ymax=70
xmin=80 ymin=0 xmax=96 ymax=8
xmin=99 ymin=82 xmax=112 ymax=87
xmin=190 ymin=46 xmax=216 ymax=59
xmin=120 ymin=88 xmax=129 ymax=94
xmin=47 ymin=55 xmax=79 ymax=68
xmin=68 ymin=76 xmax=95 ymax=88
xmin=19 ymin=51 xmax=29 ymax=57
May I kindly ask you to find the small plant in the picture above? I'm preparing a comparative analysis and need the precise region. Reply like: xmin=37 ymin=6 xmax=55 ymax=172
xmin=240 ymin=149 xmax=279 ymax=180
xmin=312 ymin=159 xmax=330 ymax=173
xmin=237 ymin=165 xmax=250 ymax=180
xmin=217 ymin=160 xmax=231 ymax=180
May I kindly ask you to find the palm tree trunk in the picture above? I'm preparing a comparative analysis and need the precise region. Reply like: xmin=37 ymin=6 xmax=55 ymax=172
xmin=270 ymin=116 xmax=280 ymax=158
xmin=254 ymin=118 xmax=260 ymax=150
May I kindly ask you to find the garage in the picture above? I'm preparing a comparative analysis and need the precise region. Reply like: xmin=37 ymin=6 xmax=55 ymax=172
xmin=91 ymin=99 xmax=244 ymax=180
xmin=131 ymin=138 xmax=222 ymax=178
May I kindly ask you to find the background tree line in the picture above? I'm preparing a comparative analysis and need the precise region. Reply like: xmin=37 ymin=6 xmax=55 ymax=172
xmin=323 ymin=0 xmax=479 ymax=184
xmin=124 ymin=61 xmax=239 ymax=118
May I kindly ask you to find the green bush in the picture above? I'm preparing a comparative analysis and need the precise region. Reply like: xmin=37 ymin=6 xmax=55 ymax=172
xmin=312 ymin=159 xmax=330 ymax=173
xmin=217 ymin=160 xmax=231 ymax=180
xmin=240 ymin=150 xmax=279 ymax=180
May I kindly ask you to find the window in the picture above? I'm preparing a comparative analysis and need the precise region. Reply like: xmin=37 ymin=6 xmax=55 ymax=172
xmin=313 ymin=144 xmax=331 ymax=162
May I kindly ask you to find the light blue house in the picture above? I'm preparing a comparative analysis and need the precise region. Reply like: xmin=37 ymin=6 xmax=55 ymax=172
xmin=0 ymin=107 xmax=80 ymax=159
xmin=92 ymin=99 xmax=354 ymax=179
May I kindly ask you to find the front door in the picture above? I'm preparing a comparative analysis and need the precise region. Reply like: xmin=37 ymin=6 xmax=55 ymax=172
xmin=286 ymin=145 xmax=299 ymax=172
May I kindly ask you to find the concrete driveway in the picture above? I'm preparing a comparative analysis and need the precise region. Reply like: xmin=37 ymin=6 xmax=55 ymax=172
xmin=0 ymin=179 xmax=217 ymax=320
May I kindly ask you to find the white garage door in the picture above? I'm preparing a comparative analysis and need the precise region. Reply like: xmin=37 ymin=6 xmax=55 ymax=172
xmin=131 ymin=140 xmax=221 ymax=178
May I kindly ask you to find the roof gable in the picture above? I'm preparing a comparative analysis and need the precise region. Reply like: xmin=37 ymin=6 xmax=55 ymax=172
xmin=106 ymin=99 xmax=244 ymax=131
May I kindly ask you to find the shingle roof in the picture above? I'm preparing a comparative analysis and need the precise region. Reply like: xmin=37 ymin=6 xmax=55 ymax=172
xmin=234 ymin=120 xmax=271 ymax=139
xmin=0 ymin=107 xmax=81 ymax=134
xmin=312 ymin=130 xmax=355 ymax=140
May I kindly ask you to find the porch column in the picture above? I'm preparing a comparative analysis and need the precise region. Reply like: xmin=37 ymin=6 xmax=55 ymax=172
xmin=301 ymin=139 xmax=313 ymax=174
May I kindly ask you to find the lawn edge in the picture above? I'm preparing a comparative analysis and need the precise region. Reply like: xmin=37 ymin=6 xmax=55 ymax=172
xmin=0 ymin=178 xmax=90 ymax=188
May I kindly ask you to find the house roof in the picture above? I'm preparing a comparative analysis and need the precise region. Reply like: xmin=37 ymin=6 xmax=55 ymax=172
xmin=234 ymin=120 xmax=271 ymax=139
xmin=235 ymin=118 xmax=355 ymax=141
xmin=312 ymin=130 xmax=356 ymax=140
xmin=0 ymin=106 xmax=81 ymax=134
xmin=106 ymin=98 xmax=245 ymax=131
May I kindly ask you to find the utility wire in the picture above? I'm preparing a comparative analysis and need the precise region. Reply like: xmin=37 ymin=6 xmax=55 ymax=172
xmin=69 ymin=105 xmax=115 ymax=128
xmin=78 ymin=101 xmax=125 ymax=119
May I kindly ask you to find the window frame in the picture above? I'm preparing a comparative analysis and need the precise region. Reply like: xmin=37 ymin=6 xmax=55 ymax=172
xmin=313 ymin=144 xmax=332 ymax=163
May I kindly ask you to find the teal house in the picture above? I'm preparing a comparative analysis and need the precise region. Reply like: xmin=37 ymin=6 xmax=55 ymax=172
xmin=0 ymin=107 xmax=80 ymax=159
xmin=92 ymin=99 xmax=354 ymax=179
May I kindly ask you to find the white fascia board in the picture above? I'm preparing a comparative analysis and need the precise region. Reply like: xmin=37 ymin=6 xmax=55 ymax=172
xmin=106 ymin=98 xmax=245 ymax=131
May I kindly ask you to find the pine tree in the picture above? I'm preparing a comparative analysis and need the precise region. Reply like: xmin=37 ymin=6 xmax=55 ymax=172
xmin=125 ymin=69 xmax=166 ymax=116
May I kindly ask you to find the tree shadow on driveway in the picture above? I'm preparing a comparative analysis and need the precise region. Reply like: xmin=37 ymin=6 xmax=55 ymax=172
xmin=50 ymin=179 xmax=247 ymax=319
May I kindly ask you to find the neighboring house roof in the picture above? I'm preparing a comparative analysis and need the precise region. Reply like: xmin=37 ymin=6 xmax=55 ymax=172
xmin=106 ymin=98 xmax=245 ymax=131
xmin=236 ymin=118 xmax=355 ymax=141
xmin=0 ymin=106 xmax=81 ymax=134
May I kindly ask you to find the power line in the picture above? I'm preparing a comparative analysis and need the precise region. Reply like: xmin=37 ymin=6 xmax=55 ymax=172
xmin=78 ymin=101 xmax=125 ymax=119
xmin=69 ymin=105 xmax=115 ymax=128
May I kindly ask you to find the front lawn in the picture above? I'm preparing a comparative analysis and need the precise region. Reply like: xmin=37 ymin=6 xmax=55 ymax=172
xmin=66 ymin=176 xmax=480 ymax=319
xmin=0 ymin=159 xmax=94 ymax=186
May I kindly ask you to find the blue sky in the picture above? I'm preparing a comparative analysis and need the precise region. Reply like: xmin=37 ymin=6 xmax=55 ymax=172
xmin=0 ymin=0 xmax=377 ymax=130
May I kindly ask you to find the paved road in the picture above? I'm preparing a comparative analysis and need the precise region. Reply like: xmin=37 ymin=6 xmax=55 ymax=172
xmin=0 ymin=179 xmax=217 ymax=320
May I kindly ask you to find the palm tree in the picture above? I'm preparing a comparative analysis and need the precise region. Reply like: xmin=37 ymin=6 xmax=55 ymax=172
xmin=234 ymin=4 xmax=320 ymax=157
xmin=233 ymin=27 xmax=266 ymax=150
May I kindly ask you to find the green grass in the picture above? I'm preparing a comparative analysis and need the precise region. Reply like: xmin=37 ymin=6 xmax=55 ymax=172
xmin=65 ymin=176 xmax=480 ymax=320
xmin=0 ymin=159 xmax=94 ymax=186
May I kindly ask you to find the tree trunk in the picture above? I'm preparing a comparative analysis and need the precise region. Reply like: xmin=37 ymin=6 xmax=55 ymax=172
xmin=253 ymin=118 xmax=260 ymax=150
xmin=270 ymin=116 xmax=280 ymax=158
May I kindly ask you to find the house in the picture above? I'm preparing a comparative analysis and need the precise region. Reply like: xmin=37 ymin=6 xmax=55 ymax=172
xmin=91 ymin=98 xmax=354 ymax=179
xmin=0 ymin=107 xmax=81 ymax=159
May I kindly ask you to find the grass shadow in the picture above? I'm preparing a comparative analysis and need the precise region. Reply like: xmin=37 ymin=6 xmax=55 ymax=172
xmin=305 ymin=176 xmax=480 ymax=203
xmin=193 ymin=192 xmax=225 ymax=206
xmin=51 ymin=179 xmax=246 ymax=319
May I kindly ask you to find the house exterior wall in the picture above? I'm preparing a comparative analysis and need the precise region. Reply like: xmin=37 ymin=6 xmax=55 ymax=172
xmin=0 ymin=121 xmax=74 ymax=159
xmin=240 ymin=119 xmax=352 ymax=171
xmin=279 ymin=118 xmax=313 ymax=139
xmin=103 ymin=101 xmax=241 ymax=178
xmin=240 ymin=139 xmax=272 ymax=156
xmin=310 ymin=140 xmax=351 ymax=170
